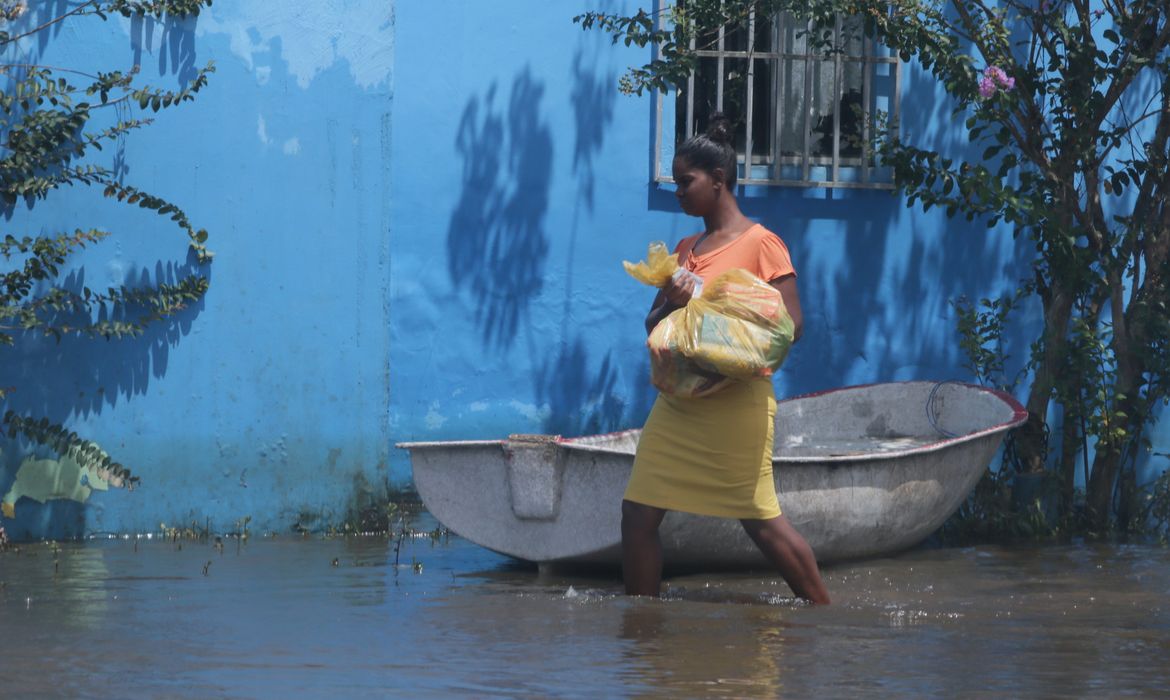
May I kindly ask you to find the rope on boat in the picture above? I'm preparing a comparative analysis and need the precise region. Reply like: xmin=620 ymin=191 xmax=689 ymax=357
xmin=927 ymin=380 xmax=961 ymax=438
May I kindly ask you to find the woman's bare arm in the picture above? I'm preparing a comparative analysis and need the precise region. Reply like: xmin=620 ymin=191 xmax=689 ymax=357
xmin=771 ymin=274 xmax=803 ymax=342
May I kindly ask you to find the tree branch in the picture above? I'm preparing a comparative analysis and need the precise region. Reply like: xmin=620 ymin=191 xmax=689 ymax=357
xmin=1 ymin=1 xmax=101 ymax=46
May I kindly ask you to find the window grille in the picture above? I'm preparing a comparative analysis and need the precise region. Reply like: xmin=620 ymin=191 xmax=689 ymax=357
xmin=655 ymin=9 xmax=901 ymax=189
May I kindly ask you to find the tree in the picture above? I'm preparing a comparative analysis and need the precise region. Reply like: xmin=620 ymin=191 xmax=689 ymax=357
xmin=1 ymin=0 xmax=214 ymax=512
xmin=578 ymin=0 xmax=1170 ymax=531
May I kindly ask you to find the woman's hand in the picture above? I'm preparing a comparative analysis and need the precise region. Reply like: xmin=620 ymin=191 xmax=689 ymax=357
xmin=645 ymin=270 xmax=701 ymax=334
xmin=664 ymin=268 xmax=701 ymax=306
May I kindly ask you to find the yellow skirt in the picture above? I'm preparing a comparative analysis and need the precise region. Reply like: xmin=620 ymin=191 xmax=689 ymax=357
xmin=624 ymin=378 xmax=781 ymax=519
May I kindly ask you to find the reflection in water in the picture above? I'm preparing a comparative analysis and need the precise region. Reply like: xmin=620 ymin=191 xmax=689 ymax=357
xmin=619 ymin=600 xmax=786 ymax=698
xmin=12 ymin=544 xmax=112 ymax=631
xmin=0 ymin=521 xmax=1168 ymax=698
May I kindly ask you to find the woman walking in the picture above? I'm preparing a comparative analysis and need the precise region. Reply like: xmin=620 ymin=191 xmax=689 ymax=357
xmin=623 ymin=115 xmax=830 ymax=604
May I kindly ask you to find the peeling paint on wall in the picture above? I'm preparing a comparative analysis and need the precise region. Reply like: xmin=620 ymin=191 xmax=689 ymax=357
xmin=424 ymin=402 xmax=447 ymax=430
xmin=191 ymin=2 xmax=395 ymax=90
xmin=509 ymin=401 xmax=551 ymax=424
xmin=1 ymin=454 xmax=111 ymax=519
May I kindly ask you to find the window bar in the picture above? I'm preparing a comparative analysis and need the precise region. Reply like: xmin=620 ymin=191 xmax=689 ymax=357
xmin=686 ymin=32 xmax=696 ymax=138
xmin=655 ymin=86 xmax=662 ymax=180
xmin=743 ymin=8 xmax=756 ymax=181
xmin=716 ymin=22 xmax=725 ymax=113
xmin=861 ymin=32 xmax=872 ymax=184
xmin=772 ymin=13 xmax=783 ymax=183
xmin=653 ymin=4 xmax=663 ymax=181
xmin=831 ymin=15 xmax=843 ymax=184
xmin=801 ymin=18 xmax=813 ymax=183
xmin=891 ymin=50 xmax=902 ymax=163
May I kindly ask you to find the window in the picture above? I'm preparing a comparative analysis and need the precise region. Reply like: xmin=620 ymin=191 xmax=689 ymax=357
xmin=655 ymin=9 xmax=901 ymax=189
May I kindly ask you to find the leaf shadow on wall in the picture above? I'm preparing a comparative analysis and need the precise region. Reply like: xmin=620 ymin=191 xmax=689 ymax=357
xmin=0 ymin=255 xmax=208 ymax=539
xmin=127 ymin=10 xmax=202 ymax=86
xmin=568 ymin=46 xmax=616 ymax=212
xmin=532 ymin=45 xmax=646 ymax=437
xmin=0 ymin=11 xmax=211 ymax=538
xmin=447 ymin=68 xmax=553 ymax=351
xmin=28 ymin=1 xmax=73 ymax=52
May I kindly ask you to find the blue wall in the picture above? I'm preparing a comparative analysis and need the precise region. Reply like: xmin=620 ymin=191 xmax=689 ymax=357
xmin=387 ymin=3 xmax=1032 ymax=440
xmin=1 ymin=2 xmax=1163 ymax=539
xmin=1 ymin=2 xmax=396 ymax=537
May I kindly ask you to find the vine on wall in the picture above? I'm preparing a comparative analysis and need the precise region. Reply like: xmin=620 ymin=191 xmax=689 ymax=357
xmin=1 ymin=0 xmax=215 ymax=510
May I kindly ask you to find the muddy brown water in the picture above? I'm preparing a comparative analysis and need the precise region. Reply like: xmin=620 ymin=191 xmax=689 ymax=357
xmin=1 ymin=513 xmax=1167 ymax=698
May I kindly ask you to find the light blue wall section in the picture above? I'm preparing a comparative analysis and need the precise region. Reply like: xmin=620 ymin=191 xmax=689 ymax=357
xmin=2 ymin=3 xmax=396 ymax=537
xmin=2 ymin=2 xmax=1161 ymax=539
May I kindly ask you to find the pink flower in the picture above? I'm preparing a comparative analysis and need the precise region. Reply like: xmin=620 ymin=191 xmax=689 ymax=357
xmin=978 ymin=76 xmax=997 ymax=99
xmin=978 ymin=65 xmax=1015 ymax=99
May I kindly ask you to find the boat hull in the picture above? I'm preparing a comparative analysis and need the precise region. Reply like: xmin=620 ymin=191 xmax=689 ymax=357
xmin=400 ymin=381 xmax=1026 ymax=568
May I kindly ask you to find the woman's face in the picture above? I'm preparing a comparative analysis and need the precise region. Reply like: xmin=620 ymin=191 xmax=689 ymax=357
xmin=672 ymin=157 xmax=721 ymax=217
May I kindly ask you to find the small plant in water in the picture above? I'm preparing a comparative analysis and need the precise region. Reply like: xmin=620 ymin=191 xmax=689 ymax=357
xmin=1139 ymin=462 xmax=1170 ymax=544
xmin=234 ymin=515 xmax=251 ymax=541
xmin=392 ymin=508 xmax=419 ymax=574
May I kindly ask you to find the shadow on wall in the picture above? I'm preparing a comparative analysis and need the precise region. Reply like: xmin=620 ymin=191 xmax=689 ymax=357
xmin=536 ymin=339 xmax=623 ymax=437
xmin=447 ymin=67 xmax=553 ymax=351
xmin=445 ymin=56 xmax=647 ymax=438
xmin=0 ymin=254 xmax=208 ymax=539
xmin=0 ymin=256 xmax=208 ymax=421
xmin=28 ymin=1 xmax=73 ymax=53
xmin=128 ymin=11 xmax=201 ymax=85
xmin=19 ymin=2 xmax=201 ymax=84
xmin=568 ymin=45 xmax=616 ymax=212
xmin=0 ymin=10 xmax=209 ymax=539
xmin=532 ymin=43 xmax=644 ymax=437
xmin=864 ymin=62 xmax=1035 ymax=388
xmin=736 ymin=188 xmax=902 ymax=394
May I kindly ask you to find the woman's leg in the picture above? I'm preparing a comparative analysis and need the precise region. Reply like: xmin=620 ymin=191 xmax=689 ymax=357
xmin=740 ymin=514 xmax=830 ymax=604
xmin=621 ymin=499 xmax=668 ymax=596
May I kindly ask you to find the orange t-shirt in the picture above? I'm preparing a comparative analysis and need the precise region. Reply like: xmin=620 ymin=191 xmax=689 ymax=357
xmin=674 ymin=223 xmax=796 ymax=284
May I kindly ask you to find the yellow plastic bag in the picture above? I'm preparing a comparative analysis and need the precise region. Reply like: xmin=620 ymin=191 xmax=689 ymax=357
xmin=646 ymin=313 xmax=736 ymax=398
xmin=624 ymin=243 xmax=796 ymax=397
xmin=674 ymin=269 xmax=796 ymax=379
xmin=622 ymin=241 xmax=679 ymax=287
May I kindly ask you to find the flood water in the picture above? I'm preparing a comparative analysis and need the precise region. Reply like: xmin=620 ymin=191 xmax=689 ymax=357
xmin=2 ymin=513 xmax=1168 ymax=699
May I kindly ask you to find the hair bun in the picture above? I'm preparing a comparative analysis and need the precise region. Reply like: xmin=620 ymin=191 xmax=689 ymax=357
xmin=705 ymin=113 xmax=734 ymax=146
